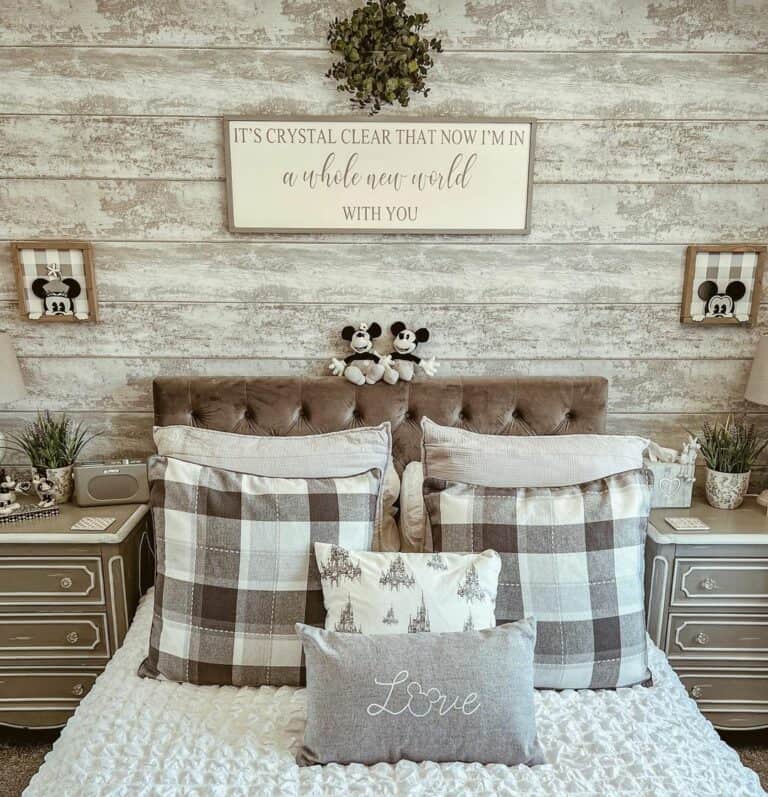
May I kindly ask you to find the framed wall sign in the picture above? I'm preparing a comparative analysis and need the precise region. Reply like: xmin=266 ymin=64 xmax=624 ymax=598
xmin=224 ymin=117 xmax=535 ymax=234
xmin=10 ymin=240 xmax=98 ymax=323
xmin=680 ymin=244 xmax=765 ymax=326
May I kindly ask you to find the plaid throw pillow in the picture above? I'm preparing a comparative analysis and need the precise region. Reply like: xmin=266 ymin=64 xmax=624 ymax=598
xmin=139 ymin=456 xmax=380 ymax=687
xmin=424 ymin=468 xmax=652 ymax=689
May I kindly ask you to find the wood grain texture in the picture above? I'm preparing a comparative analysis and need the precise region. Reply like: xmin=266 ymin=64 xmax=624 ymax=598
xmin=3 ymin=117 xmax=766 ymax=183
xmin=1 ymin=1 xmax=766 ymax=51
xmin=2 ymin=180 xmax=766 ymax=243
xmin=0 ymin=243 xmax=693 ymax=304
xmin=1 ymin=302 xmax=765 ymax=360
xmin=1 ymin=49 xmax=766 ymax=119
xmin=2 ymin=411 xmax=767 ymax=482
xmin=2 ymin=2 xmax=766 ymax=478
xmin=11 ymin=357 xmax=754 ymax=415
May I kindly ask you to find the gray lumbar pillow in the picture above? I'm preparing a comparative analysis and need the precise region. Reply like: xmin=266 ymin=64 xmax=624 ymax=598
xmin=296 ymin=619 xmax=545 ymax=767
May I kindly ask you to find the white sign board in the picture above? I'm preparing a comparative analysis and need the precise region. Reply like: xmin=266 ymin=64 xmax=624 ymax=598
xmin=224 ymin=118 xmax=535 ymax=233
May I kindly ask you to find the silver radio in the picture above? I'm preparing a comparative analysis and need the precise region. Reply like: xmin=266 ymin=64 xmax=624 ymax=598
xmin=73 ymin=460 xmax=149 ymax=507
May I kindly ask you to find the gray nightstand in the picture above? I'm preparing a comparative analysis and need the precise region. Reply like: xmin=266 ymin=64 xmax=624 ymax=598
xmin=0 ymin=502 xmax=152 ymax=729
xmin=645 ymin=497 xmax=768 ymax=730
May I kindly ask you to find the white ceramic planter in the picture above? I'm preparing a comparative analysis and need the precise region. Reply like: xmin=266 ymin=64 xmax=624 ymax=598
xmin=705 ymin=468 xmax=750 ymax=510
xmin=36 ymin=465 xmax=74 ymax=504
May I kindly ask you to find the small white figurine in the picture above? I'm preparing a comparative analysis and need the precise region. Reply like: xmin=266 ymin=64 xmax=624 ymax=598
xmin=679 ymin=435 xmax=701 ymax=467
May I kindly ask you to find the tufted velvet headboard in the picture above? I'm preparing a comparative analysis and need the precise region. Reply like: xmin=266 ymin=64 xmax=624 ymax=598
xmin=153 ymin=377 xmax=608 ymax=472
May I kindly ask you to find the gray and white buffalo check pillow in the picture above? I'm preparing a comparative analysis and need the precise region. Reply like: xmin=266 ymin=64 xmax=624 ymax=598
xmin=424 ymin=468 xmax=652 ymax=689
xmin=139 ymin=455 xmax=380 ymax=687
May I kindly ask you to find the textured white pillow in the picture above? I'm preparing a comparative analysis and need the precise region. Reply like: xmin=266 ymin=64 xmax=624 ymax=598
xmin=315 ymin=543 xmax=500 ymax=635
xmin=399 ymin=461 xmax=431 ymax=553
xmin=153 ymin=423 xmax=399 ymax=551
xmin=421 ymin=417 xmax=649 ymax=487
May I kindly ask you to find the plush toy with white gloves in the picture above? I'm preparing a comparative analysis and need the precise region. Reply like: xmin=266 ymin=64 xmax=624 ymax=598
xmin=329 ymin=323 xmax=387 ymax=385
xmin=382 ymin=321 xmax=439 ymax=384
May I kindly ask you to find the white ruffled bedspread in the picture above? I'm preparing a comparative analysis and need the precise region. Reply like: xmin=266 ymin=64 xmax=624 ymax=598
xmin=25 ymin=591 xmax=766 ymax=797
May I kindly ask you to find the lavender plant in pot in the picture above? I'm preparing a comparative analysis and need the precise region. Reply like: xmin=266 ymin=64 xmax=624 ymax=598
xmin=5 ymin=412 xmax=100 ymax=503
xmin=699 ymin=416 xmax=768 ymax=510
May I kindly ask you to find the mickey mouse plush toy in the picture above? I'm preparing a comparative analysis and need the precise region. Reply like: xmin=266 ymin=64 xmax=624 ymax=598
xmin=382 ymin=322 xmax=439 ymax=384
xmin=329 ymin=323 xmax=387 ymax=385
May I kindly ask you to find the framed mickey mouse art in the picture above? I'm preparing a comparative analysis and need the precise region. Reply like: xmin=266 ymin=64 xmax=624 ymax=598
xmin=680 ymin=244 xmax=766 ymax=327
xmin=10 ymin=240 xmax=98 ymax=323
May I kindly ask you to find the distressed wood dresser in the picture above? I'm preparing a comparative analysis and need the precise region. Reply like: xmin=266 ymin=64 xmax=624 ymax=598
xmin=645 ymin=498 xmax=768 ymax=730
xmin=0 ymin=502 xmax=151 ymax=728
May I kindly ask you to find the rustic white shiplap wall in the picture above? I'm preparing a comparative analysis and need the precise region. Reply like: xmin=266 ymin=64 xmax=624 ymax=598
xmin=0 ymin=2 xmax=767 ymax=479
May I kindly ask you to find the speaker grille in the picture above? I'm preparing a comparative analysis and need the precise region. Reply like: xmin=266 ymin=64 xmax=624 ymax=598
xmin=89 ymin=474 xmax=139 ymax=500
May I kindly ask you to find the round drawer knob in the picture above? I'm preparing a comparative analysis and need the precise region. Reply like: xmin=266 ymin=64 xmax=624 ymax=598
xmin=59 ymin=577 xmax=73 ymax=589
xmin=71 ymin=683 xmax=84 ymax=697
xmin=690 ymin=685 xmax=704 ymax=699
xmin=695 ymin=632 xmax=710 ymax=646
xmin=701 ymin=578 xmax=718 ymax=592
xmin=66 ymin=631 xmax=79 ymax=645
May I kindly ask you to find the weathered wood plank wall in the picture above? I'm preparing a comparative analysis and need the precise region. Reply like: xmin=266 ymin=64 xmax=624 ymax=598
xmin=1 ymin=1 xmax=767 ymax=479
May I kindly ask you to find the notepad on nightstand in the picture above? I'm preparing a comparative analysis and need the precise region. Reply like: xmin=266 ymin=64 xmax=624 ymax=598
xmin=664 ymin=516 xmax=711 ymax=531
xmin=70 ymin=516 xmax=116 ymax=532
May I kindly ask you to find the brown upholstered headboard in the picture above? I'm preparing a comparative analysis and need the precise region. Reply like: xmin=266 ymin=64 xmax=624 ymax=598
xmin=153 ymin=377 xmax=608 ymax=472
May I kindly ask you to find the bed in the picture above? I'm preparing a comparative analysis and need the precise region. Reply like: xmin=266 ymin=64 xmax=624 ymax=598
xmin=25 ymin=377 xmax=766 ymax=797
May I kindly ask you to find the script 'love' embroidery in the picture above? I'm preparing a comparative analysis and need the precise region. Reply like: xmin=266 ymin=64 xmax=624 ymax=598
xmin=366 ymin=670 xmax=481 ymax=718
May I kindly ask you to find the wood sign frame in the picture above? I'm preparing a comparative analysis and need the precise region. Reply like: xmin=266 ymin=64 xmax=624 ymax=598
xmin=223 ymin=116 xmax=535 ymax=234
xmin=11 ymin=240 xmax=99 ymax=323
xmin=680 ymin=244 xmax=766 ymax=327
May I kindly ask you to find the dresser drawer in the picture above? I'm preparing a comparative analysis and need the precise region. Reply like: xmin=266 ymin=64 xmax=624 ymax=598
xmin=0 ymin=614 xmax=109 ymax=660
xmin=678 ymin=669 xmax=768 ymax=730
xmin=667 ymin=613 xmax=768 ymax=661
xmin=0 ymin=557 xmax=104 ymax=605
xmin=0 ymin=669 xmax=99 ymax=703
xmin=671 ymin=558 xmax=768 ymax=607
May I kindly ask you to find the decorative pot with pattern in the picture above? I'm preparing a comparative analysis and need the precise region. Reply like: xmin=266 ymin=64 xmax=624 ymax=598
xmin=705 ymin=468 xmax=750 ymax=510
xmin=37 ymin=465 xmax=74 ymax=504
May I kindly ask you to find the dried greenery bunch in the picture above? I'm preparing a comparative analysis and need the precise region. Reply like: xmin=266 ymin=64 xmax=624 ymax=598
xmin=5 ymin=411 xmax=100 ymax=470
xmin=326 ymin=0 xmax=442 ymax=114
xmin=697 ymin=415 xmax=768 ymax=474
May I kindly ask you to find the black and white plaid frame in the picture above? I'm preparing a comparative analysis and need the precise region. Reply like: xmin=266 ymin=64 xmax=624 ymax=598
xmin=681 ymin=244 xmax=766 ymax=326
xmin=139 ymin=455 xmax=380 ymax=687
xmin=10 ymin=240 xmax=98 ymax=322
xmin=425 ymin=468 xmax=652 ymax=689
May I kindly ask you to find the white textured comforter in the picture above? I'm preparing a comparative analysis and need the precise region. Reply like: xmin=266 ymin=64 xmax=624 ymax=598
xmin=25 ymin=592 xmax=765 ymax=797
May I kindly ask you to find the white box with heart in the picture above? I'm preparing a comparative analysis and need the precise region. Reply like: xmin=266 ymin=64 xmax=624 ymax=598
xmin=645 ymin=461 xmax=696 ymax=508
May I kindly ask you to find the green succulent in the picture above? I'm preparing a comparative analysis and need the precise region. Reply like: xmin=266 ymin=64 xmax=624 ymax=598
xmin=326 ymin=0 xmax=442 ymax=115
xmin=695 ymin=415 xmax=768 ymax=474
xmin=4 ymin=411 xmax=100 ymax=470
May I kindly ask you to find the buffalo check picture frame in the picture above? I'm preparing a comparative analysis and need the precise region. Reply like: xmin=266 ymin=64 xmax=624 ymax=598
xmin=139 ymin=455 xmax=380 ymax=688
xmin=424 ymin=468 xmax=653 ymax=690
xmin=10 ymin=240 xmax=98 ymax=323
xmin=680 ymin=244 xmax=766 ymax=326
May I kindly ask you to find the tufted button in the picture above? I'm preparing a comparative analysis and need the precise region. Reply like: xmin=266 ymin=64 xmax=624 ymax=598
xmin=564 ymin=410 xmax=573 ymax=420
xmin=511 ymin=409 xmax=521 ymax=420
xmin=404 ymin=410 xmax=413 ymax=421
xmin=243 ymin=409 xmax=255 ymax=422
xmin=458 ymin=410 xmax=467 ymax=422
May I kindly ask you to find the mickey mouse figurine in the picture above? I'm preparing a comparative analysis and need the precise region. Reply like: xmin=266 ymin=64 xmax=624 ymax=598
xmin=329 ymin=323 xmax=387 ymax=385
xmin=382 ymin=322 xmax=439 ymax=384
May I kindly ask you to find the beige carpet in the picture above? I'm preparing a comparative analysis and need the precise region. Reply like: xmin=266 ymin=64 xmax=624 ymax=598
xmin=1 ymin=727 xmax=766 ymax=796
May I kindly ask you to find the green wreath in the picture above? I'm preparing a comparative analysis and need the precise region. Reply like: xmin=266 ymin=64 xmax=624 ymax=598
xmin=326 ymin=0 xmax=442 ymax=115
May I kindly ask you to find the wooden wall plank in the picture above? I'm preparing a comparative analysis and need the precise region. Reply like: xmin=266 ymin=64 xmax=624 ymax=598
xmin=2 ymin=1 xmax=766 ymax=52
xmin=0 ymin=243 xmax=694 ymax=304
xmin=1 ymin=302 xmax=764 ymax=359
xmin=2 ymin=411 xmax=766 ymax=476
xmin=2 ymin=180 xmax=766 ymax=243
xmin=1 ymin=49 xmax=766 ymax=119
xmin=3 ymin=117 xmax=766 ymax=183
xmin=12 ymin=356 xmax=753 ymax=415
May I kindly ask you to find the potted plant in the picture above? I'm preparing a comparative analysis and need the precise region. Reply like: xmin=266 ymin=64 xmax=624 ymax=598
xmin=5 ymin=412 xmax=100 ymax=503
xmin=698 ymin=416 xmax=768 ymax=509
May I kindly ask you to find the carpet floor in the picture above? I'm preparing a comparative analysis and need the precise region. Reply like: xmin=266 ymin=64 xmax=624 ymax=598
xmin=1 ymin=728 xmax=767 ymax=796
